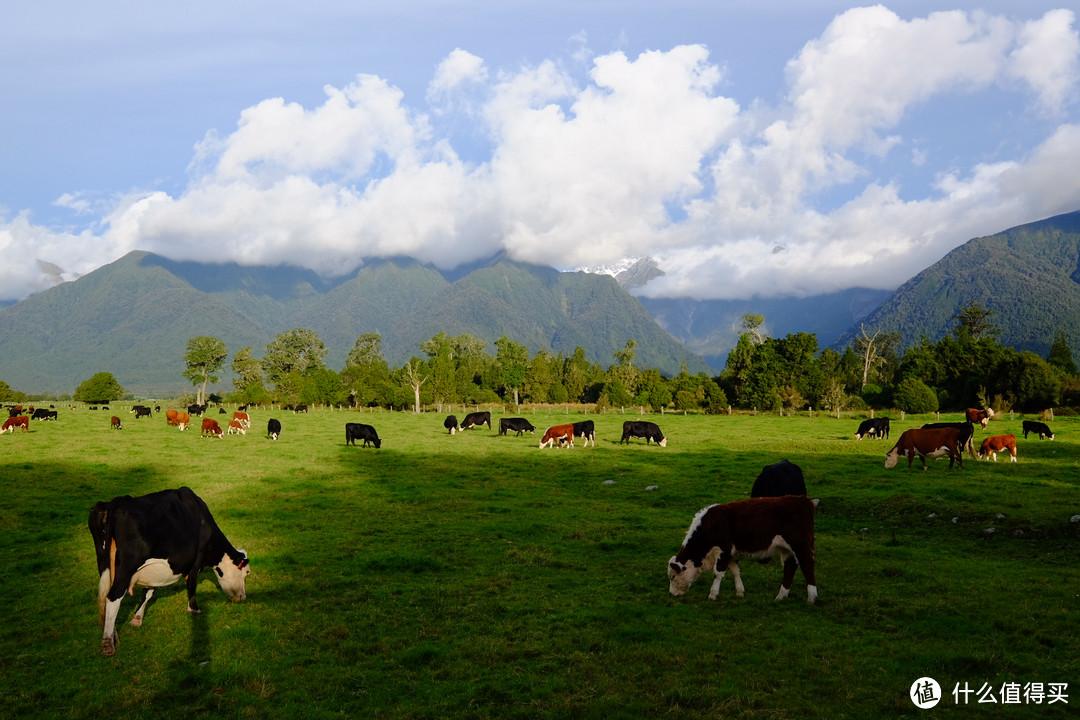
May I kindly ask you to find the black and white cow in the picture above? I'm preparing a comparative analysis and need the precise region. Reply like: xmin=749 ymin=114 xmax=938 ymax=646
xmin=345 ymin=422 xmax=382 ymax=448
xmin=87 ymin=487 xmax=249 ymax=656
xmin=750 ymin=460 xmax=807 ymax=498
xmin=572 ymin=420 xmax=595 ymax=447
xmin=444 ymin=415 xmax=459 ymax=435
xmin=1022 ymin=420 xmax=1055 ymax=440
xmin=854 ymin=417 xmax=889 ymax=440
xmin=620 ymin=420 xmax=666 ymax=446
xmin=499 ymin=417 xmax=536 ymax=436
xmin=133 ymin=406 xmax=152 ymax=419
xmin=267 ymin=418 xmax=281 ymax=441
xmin=460 ymin=411 xmax=491 ymax=430
xmin=668 ymin=496 xmax=818 ymax=604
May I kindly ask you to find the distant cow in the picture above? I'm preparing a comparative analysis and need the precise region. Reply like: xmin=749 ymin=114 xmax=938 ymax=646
xmin=539 ymin=424 xmax=575 ymax=449
xmin=572 ymin=420 xmax=595 ymax=447
xmin=1022 ymin=420 xmax=1054 ymax=440
xmin=345 ymin=422 xmax=381 ymax=448
xmin=201 ymin=418 xmax=223 ymax=438
xmin=34 ymin=409 xmax=58 ymax=421
xmin=965 ymin=407 xmax=993 ymax=428
xmin=444 ymin=415 xmax=459 ymax=435
xmin=978 ymin=434 xmax=1017 ymax=462
xmin=133 ymin=406 xmax=152 ymax=419
xmin=267 ymin=418 xmax=281 ymax=441
xmin=110 ymin=416 xmax=122 ymax=431
xmin=885 ymin=427 xmax=963 ymax=470
xmin=293 ymin=404 xmax=309 ymax=414
xmin=461 ymin=411 xmax=491 ymax=430
xmin=188 ymin=403 xmax=207 ymax=417
xmin=227 ymin=419 xmax=247 ymax=435
xmin=620 ymin=420 xmax=667 ymax=447
xmin=854 ymin=417 xmax=890 ymax=440
xmin=921 ymin=421 xmax=976 ymax=458
xmin=499 ymin=417 xmax=536 ymax=437
xmin=0 ymin=416 xmax=29 ymax=434
xmin=175 ymin=412 xmax=190 ymax=431
xmin=233 ymin=411 xmax=250 ymax=428
xmin=668 ymin=496 xmax=818 ymax=604
xmin=165 ymin=408 xmax=179 ymax=426
xmin=88 ymin=487 xmax=249 ymax=656
xmin=750 ymin=460 xmax=807 ymax=498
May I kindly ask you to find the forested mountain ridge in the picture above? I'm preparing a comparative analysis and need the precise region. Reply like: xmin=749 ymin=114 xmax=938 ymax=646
xmin=0 ymin=250 xmax=707 ymax=395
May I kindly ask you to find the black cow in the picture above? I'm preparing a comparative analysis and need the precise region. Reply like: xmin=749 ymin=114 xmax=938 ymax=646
xmin=499 ymin=417 xmax=536 ymax=436
xmin=444 ymin=415 xmax=459 ymax=435
xmin=267 ymin=418 xmax=281 ymax=441
xmin=620 ymin=420 xmax=667 ymax=446
xmin=293 ymin=404 xmax=309 ymax=414
xmin=750 ymin=460 xmax=807 ymax=498
xmin=460 ymin=411 xmax=491 ymax=430
xmin=187 ymin=403 xmax=207 ymax=416
xmin=572 ymin=420 xmax=595 ymax=447
xmin=33 ymin=408 xmax=58 ymax=421
xmin=1022 ymin=420 xmax=1055 ymax=440
xmin=87 ymin=487 xmax=249 ymax=656
xmin=133 ymin=406 xmax=152 ymax=419
xmin=921 ymin=421 xmax=976 ymax=458
xmin=854 ymin=417 xmax=889 ymax=440
xmin=345 ymin=422 xmax=381 ymax=448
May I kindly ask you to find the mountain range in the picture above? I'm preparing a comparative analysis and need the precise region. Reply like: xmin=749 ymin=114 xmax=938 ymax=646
xmin=2 ymin=208 xmax=1078 ymax=396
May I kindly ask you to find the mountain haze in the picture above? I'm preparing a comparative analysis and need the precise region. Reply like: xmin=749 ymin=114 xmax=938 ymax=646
xmin=0 ymin=251 xmax=707 ymax=396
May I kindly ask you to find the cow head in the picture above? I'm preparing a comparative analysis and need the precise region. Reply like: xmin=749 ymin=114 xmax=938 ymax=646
xmin=884 ymin=448 xmax=900 ymax=469
xmin=658 ymin=438 xmax=668 ymax=447
xmin=214 ymin=550 xmax=250 ymax=602
xmin=667 ymin=556 xmax=703 ymax=596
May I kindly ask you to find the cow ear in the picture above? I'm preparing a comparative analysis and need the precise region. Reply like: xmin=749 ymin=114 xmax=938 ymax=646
xmin=669 ymin=561 xmax=683 ymax=573
xmin=214 ymin=566 xmax=224 ymax=578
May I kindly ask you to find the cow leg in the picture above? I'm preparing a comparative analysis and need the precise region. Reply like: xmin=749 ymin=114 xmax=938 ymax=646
xmin=101 ymin=598 xmax=122 ymax=656
xmin=728 ymin=561 xmax=746 ymax=597
xmin=792 ymin=544 xmax=818 ymax=604
xmin=776 ymin=556 xmax=799 ymax=600
xmin=131 ymin=588 xmax=155 ymax=626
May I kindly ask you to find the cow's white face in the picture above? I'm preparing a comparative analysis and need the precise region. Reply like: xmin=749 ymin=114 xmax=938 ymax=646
xmin=667 ymin=556 xmax=702 ymax=596
xmin=659 ymin=438 xmax=668 ymax=447
xmin=884 ymin=449 xmax=899 ymax=469
xmin=215 ymin=550 xmax=250 ymax=602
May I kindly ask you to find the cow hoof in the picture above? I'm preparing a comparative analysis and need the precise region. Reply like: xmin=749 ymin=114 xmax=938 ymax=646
xmin=102 ymin=638 xmax=116 ymax=656
xmin=131 ymin=616 xmax=142 ymax=627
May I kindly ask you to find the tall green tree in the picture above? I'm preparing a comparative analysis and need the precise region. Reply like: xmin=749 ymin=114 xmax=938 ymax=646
xmin=494 ymin=336 xmax=528 ymax=405
xmin=1046 ymin=330 xmax=1078 ymax=375
xmin=183 ymin=336 xmax=227 ymax=405
xmin=230 ymin=347 xmax=267 ymax=405
xmin=262 ymin=329 xmax=327 ymax=400
xmin=952 ymin=302 xmax=999 ymax=340
xmin=74 ymin=372 xmax=125 ymax=404
xmin=342 ymin=333 xmax=393 ymax=407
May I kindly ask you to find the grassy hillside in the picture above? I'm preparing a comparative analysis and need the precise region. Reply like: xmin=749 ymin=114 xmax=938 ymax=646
xmin=1 ymin=406 xmax=1077 ymax=718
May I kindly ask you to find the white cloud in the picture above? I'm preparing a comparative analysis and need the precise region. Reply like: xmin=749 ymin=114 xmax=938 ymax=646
xmin=2 ymin=6 xmax=1079 ymax=304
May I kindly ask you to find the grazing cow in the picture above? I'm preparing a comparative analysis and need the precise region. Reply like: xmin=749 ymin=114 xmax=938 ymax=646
xmin=0 ymin=416 xmax=29 ymax=434
xmin=750 ymin=460 xmax=807 ymax=498
xmin=965 ymin=407 xmax=993 ymax=428
xmin=345 ymin=422 xmax=381 ymax=448
xmin=293 ymin=404 xmax=309 ymax=414
xmin=34 ymin=409 xmax=58 ymax=421
xmin=227 ymin=419 xmax=247 ymax=435
xmin=201 ymin=418 xmax=223 ymax=438
xmin=87 ymin=487 xmax=249 ymax=656
xmin=165 ymin=408 xmax=179 ymax=426
xmin=539 ymin=424 xmax=575 ymax=449
xmin=188 ymin=403 xmax=207 ymax=417
xmin=1022 ymin=420 xmax=1055 ymax=440
xmin=885 ymin=427 xmax=963 ymax=470
xmin=460 ymin=411 xmax=491 ymax=430
xmin=232 ymin=411 xmax=250 ymax=428
xmin=444 ymin=415 xmax=459 ymax=435
xmin=267 ymin=418 xmax=281 ymax=441
xmin=921 ymin=421 xmax=977 ymax=458
xmin=133 ymin=406 xmax=152 ymax=419
xmin=620 ymin=420 xmax=667 ymax=447
xmin=854 ymin=417 xmax=890 ymax=440
xmin=978 ymin=434 xmax=1017 ymax=462
xmin=175 ymin=412 xmax=190 ymax=432
xmin=572 ymin=420 xmax=596 ymax=447
xmin=668 ymin=496 xmax=818 ymax=604
xmin=110 ymin=416 xmax=122 ymax=431
xmin=499 ymin=417 xmax=536 ymax=437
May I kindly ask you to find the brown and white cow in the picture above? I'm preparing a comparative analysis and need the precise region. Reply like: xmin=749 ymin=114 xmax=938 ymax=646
xmin=668 ymin=496 xmax=818 ymax=604
xmin=232 ymin=411 xmax=250 ymax=428
xmin=539 ymin=424 xmax=575 ymax=449
xmin=227 ymin=419 xmax=247 ymax=435
xmin=965 ymin=407 xmax=994 ymax=428
xmin=0 ymin=416 xmax=29 ymax=434
xmin=978 ymin=434 xmax=1017 ymax=462
xmin=885 ymin=427 xmax=964 ymax=470
xmin=175 ymin=411 xmax=190 ymax=431
xmin=201 ymin=417 xmax=223 ymax=438
xmin=110 ymin=416 xmax=123 ymax=430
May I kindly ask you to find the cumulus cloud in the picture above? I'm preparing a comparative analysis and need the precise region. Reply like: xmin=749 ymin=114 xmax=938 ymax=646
xmin=2 ymin=6 xmax=1079 ymax=303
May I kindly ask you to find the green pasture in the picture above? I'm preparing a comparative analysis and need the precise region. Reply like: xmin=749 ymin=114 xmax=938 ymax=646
xmin=1 ymin=405 xmax=1078 ymax=719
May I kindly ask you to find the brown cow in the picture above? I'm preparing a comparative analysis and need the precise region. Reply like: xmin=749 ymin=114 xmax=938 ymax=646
xmin=227 ymin=419 xmax=247 ymax=435
xmin=110 ymin=416 xmax=123 ymax=430
xmin=165 ymin=408 xmax=179 ymax=426
xmin=965 ymin=407 xmax=993 ymax=428
xmin=232 ymin=411 xmax=250 ymax=428
xmin=978 ymin=434 xmax=1017 ymax=462
xmin=1 ymin=416 xmax=30 ymax=434
xmin=539 ymin=424 xmax=575 ymax=449
xmin=668 ymin=496 xmax=819 ymax=604
xmin=885 ymin=427 xmax=964 ymax=470
xmin=201 ymin=417 xmax=223 ymax=438
xmin=175 ymin=411 xmax=190 ymax=431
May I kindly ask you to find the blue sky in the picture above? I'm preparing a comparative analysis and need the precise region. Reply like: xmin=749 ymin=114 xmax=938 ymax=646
xmin=2 ymin=1 xmax=1078 ymax=303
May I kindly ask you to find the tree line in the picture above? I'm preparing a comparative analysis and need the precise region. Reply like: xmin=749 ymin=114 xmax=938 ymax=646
xmin=3 ymin=302 xmax=1075 ymax=414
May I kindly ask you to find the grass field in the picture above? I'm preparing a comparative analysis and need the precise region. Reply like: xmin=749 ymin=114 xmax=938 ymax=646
xmin=1 ymin=404 xmax=1078 ymax=719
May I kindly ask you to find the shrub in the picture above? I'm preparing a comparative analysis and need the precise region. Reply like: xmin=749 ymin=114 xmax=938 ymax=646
xmin=894 ymin=377 xmax=939 ymax=414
